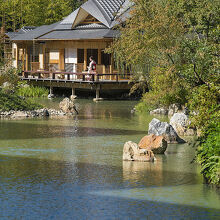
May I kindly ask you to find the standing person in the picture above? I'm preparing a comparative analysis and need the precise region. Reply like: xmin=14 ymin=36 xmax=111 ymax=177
xmin=86 ymin=56 xmax=96 ymax=81
xmin=88 ymin=56 xmax=96 ymax=73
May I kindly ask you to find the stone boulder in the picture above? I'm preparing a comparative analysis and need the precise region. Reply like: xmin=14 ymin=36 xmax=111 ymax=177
xmin=123 ymin=141 xmax=155 ymax=162
xmin=148 ymin=118 xmax=185 ymax=143
xmin=70 ymin=95 xmax=77 ymax=101
xmin=168 ymin=104 xmax=189 ymax=116
xmin=138 ymin=134 xmax=167 ymax=154
xmin=170 ymin=113 xmax=196 ymax=136
xmin=59 ymin=98 xmax=78 ymax=114
xmin=11 ymin=111 xmax=28 ymax=118
xmin=150 ymin=108 xmax=168 ymax=115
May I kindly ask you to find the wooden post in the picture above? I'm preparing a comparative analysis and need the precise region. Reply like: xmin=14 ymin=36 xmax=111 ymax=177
xmin=59 ymin=49 xmax=65 ymax=71
xmin=96 ymin=88 xmax=100 ymax=99
xmin=84 ymin=48 xmax=87 ymax=71
xmin=50 ymin=86 xmax=53 ymax=96
xmin=72 ymin=87 xmax=75 ymax=96
xmin=25 ymin=46 xmax=28 ymax=71
xmin=22 ymin=48 xmax=25 ymax=71
xmin=110 ymin=53 xmax=114 ymax=80
xmin=16 ymin=45 xmax=19 ymax=68
xmin=98 ymin=49 xmax=101 ymax=65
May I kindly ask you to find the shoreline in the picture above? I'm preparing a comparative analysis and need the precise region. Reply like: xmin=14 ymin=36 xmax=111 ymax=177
xmin=0 ymin=108 xmax=76 ymax=119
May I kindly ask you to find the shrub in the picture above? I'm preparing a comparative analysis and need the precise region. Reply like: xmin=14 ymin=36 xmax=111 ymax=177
xmin=16 ymin=82 xmax=49 ymax=98
xmin=0 ymin=90 xmax=42 ymax=111
xmin=197 ymin=120 xmax=220 ymax=185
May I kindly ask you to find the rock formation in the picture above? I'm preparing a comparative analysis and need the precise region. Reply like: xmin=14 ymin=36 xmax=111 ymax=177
xmin=170 ymin=113 xmax=196 ymax=136
xmin=138 ymin=134 xmax=167 ymax=154
xmin=150 ymin=108 xmax=168 ymax=115
xmin=148 ymin=118 xmax=185 ymax=143
xmin=123 ymin=141 xmax=155 ymax=162
xmin=59 ymin=98 xmax=78 ymax=114
xmin=150 ymin=104 xmax=189 ymax=116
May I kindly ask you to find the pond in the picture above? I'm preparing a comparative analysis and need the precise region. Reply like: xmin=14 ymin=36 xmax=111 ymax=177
xmin=0 ymin=99 xmax=219 ymax=219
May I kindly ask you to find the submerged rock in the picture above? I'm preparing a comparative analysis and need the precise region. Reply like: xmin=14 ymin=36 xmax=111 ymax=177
xmin=123 ymin=141 xmax=155 ymax=162
xmin=170 ymin=113 xmax=196 ymax=136
xmin=148 ymin=118 xmax=186 ymax=143
xmin=138 ymin=134 xmax=167 ymax=154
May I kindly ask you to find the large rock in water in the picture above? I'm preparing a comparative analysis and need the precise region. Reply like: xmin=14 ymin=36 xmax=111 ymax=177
xmin=59 ymin=98 xmax=78 ymax=114
xmin=138 ymin=134 xmax=167 ymax=154
xmin=170 ymin=113 xmax=196 ymax=136
xmin=123 ymin=141 xmax=155 ymax=162
xmin=148 ymin=118 xmax=185 ymax=143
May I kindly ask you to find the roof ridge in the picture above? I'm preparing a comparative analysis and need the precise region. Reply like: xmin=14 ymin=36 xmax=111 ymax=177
xmin=96 ymin=0 xmax=126 ymax=21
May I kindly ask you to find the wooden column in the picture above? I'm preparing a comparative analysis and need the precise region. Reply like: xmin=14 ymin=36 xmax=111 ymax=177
xmin=72 ymin=87 xmax=75 ymax=96
xmin=98 ymin=49 xmax=101 ymax=65
xmin=16 ymin=44 xmax=19 ymax=69
xmin=22 ymin=48 xmax=25 ymax=71
xmin=84 ymin=48 xmax=87 ymax=71
xmin=25 ymin=46 xmax=28 ymax=71
xmin=39 ymin=44 xmax=44 ymax=70
xmin=59 ymin=49 xmax=65 ymax=71
xmin=110 ymin=53 xmax=114 ymax=80
xmin=96 ymin=88 xmax=100 ymax=99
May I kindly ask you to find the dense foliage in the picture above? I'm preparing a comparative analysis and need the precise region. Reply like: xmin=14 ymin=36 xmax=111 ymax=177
xmin=111 ymin=0 xmax=220 ymax=185
xmin=0 ymin=90 xmax=42 ymax=111
xmin=0 ymin=66 xmax=44 ymax=109
xmin=0 ymin=0 xmax=84 ymax=32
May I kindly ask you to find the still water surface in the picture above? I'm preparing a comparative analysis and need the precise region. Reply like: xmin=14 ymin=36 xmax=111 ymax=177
xmin=0 ymin=99 xmax=219 ymax=219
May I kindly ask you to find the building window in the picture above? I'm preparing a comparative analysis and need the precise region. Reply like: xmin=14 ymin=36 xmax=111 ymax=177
xmin=77 ymin=49 xmax=84 ymax=63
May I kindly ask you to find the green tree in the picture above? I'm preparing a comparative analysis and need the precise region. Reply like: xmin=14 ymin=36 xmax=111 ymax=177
xmin=111 ymin=0 xmax=220 ymax=185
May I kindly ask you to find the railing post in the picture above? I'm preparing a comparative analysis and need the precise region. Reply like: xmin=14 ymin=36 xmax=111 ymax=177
xmin=92 ymin=74 xmax=94 ymax=82
xmin=52 ymin=72 xmax=55 ymax=79
xmin=116 ymin=74 xmax=119 ymax=82
xmin=68 ymin=74 xmax=70 ymax=80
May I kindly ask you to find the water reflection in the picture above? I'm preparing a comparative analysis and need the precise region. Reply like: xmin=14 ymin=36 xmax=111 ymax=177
xmin=0 ymin=99 xmax=219 ymax=219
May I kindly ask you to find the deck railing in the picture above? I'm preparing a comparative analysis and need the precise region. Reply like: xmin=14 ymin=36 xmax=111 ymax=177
xmin=21 ymin=71 xmax=132 ymax=82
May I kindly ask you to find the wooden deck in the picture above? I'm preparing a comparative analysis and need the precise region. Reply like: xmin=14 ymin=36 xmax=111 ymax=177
xmin=20 ymin=71 xmax=133 ymax=98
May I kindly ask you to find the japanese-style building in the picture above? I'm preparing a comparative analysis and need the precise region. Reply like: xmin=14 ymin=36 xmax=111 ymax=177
xmin=7 ymin=0 xmax=133 ymax=98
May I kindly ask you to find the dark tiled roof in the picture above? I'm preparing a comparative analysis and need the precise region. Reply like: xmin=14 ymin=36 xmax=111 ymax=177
xmin=6 ymin=26 xmax=36 ymax=40
xmin=96 ymin=0 xmax=125 ymax=21
xmin=37 ymin=29 xmax=119 ymax=40
xmin=12 ymin=22 xmax=60 ymax=41
xmin=12 ymin=0 xmax=132 ymax=41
